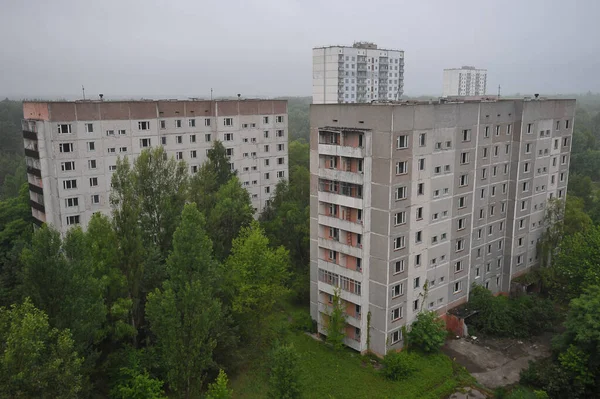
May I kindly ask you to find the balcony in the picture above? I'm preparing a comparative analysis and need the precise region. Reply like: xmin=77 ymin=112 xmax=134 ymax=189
xmin=318 ymin=237 xmax=362 ymax=258
xmin=30 ymin=199 xmax=45 ymax=213
xmin=318 ymin=214 xmax=363 ymax=234
xmin=318 ymin=143 xmax=364 ymax=158
xmin=319 ymin=167 xmax=364 ymax=185
xmin=28 ymin=183 xmax=43 ymax=195
xmin=23 ymin=130 xmax=38 ymax=141
xmin=24 ymin=148 xmax=40 ymax=160
xmin=318 ymin=190 xmax=363 ymax=209
xmin=318 ymin=302 xmax=362 ymax=328
xmin=27 ymin=166 xmax=42 ymax=178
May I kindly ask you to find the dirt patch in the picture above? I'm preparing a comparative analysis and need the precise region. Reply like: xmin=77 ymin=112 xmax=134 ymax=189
xmin=442 ymin=333 xmax=552 ymax=389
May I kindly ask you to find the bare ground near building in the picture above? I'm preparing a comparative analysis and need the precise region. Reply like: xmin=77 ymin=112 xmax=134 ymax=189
xmin=442 ymin=332 xmax=553 ymax=389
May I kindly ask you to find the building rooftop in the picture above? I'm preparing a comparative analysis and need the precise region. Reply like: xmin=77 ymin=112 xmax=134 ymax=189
xmin=444 ymin=66 xmax=487 ymax=71
xmin=313 ymin=43 xmax=404 ymax=52
xmin=312 ymin=96 xmax=575 ymax=107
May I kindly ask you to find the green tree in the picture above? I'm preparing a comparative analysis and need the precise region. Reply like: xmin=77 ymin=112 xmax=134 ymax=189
xmin=189 ymin=141 xmax=235 ymax=216
xmin=208 ymin=176 xmax=254 ymax=260
xmin=21 ymin=226 xmax=107 ymax=353
xmin=550 ymin=226 xmax=600 ymax=302
xmin=146 ymin=204 xmax=225 ymax=398
xmin=225 ymin=221 xmax=290 ymax=342
xmin=288 ymin=139 xmax=309 ymax=170
xmin=407 ymin=311 xmax=447 ymax=353
xmin=380 ymin=351 xmax=419 ymax=381
xmin=0 ymin=182 xmax=32 ymax=306
xmin=111 ymin=367 xmax=166 ymax=399
xmin=0 ymin=298 xmax=83 ymax=398
xmin=268 ymin=343 xmax=302 ymax=399
xmin=326 ymin=287 xmax=346 ymax=350
xmin=205 ymin=369 xmax=233 ymax=399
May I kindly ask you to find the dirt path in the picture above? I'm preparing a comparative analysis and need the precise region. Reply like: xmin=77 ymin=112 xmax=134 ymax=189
xmin=442 ymin=334 xmax=552 ymax=389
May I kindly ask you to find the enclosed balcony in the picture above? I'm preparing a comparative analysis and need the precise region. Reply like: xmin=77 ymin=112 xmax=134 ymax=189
xmin=318 ymin=129 xmax=366 ymax=158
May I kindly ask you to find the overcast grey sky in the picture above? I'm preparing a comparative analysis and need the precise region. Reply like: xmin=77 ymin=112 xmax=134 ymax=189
xmin=1 ymin=0 xmax=599 ymax=99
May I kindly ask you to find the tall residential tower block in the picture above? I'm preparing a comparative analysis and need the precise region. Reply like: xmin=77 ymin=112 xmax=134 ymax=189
xmin=22 ymin=99 xmax=289 ymax=233
xmin=309 ymin=97 xmax=574 ymax=356
xmin=443 ymin=66 xmax=487 ymax=97
xmin=313 ymin=42 xmax=405 ymax=104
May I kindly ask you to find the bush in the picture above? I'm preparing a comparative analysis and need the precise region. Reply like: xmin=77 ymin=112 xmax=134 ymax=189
xmin=269 ymin=343 xmax=302 ymax=399
xmin=468 ymin=285 xmax=557 ymax=338
xmin=290 ymin=309 xmax=314 ymax=333
xmin=380 ymin=351 xmax=419 ymax=381
xmin=520 ymin=358 xmax=586 ymax=399
xmin=407 ymin=311 xmax=447 ymax=353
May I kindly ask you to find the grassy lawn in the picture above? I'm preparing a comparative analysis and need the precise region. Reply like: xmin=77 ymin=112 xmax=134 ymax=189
xmin=230 ymin=330 xmax=473 ymax=399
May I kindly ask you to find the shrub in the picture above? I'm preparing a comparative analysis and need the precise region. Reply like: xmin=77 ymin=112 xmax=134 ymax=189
xmin=407 ymin=311 xmax=447 ymax=353
xmin=468 ymin=285 xmax=557 ymax=338
xmin=269 ymin=343 xmax=302 ymax=399
xmin=380 ymin=351 xmax=419 ymax=381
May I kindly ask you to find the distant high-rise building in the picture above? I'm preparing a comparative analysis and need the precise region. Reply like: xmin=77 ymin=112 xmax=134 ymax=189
xmin=310 ymin=97 xmax=574 ymax=355
xmin=443 ymin=66 xmax=487 ymax=97
xmin=22 ymin=99 xmax=289 ymax=233
xmin=312 ymin=42 xmax=404 ymax=104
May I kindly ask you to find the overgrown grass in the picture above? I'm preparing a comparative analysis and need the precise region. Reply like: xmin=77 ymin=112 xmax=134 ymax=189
xmin=230 ymin=331 xmax=473 ymax=399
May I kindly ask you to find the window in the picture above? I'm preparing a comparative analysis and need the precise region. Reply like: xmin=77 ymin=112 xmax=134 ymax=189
xmin=263 ymin=130 xmax=270 ymax=139
xmin=453 ymin=281 xmax=462 ymax=293
xmin=262 ymin=116 xmax=269 ymax=124
xmin=456 ymin=238 xmax=465 ymax=252
xmin=561 ymin=155 xmax=567 ymax=165
xmin=277 ymin=157 xmax=285 ymax=165
xmin=416 ymin=207 xmax=423 ymax=220
xmin=391 ymin=307 xmax=402 ymax=321
xmin=63 ymin=179 xmax=77 ymax=189
xmin=176 ymin=152 xmax=183 ymax=160
xmin=394 ymin=211 xmax=406 ymax=225
xmin=276 ymin=116 xmax=284 ymax=123
xmin=189 ymin=134 xmax=196 ymax=143
xmin=417 ymin=183 xmax=424 ymax=195
xmin=394 ymin=260 xmax=405 ymax=274
xmin=482 ymin=147 xmax=488 ymax=158
xmin=176 ymin=135 xmax=183 ymax=144
xmin=481 ymin=168 xmax=487 ymax=179
xmin=160 ymin=120 xmax=166 ymax=129
xmin=434 ymin=166 xmax=441 ymax=174
xmin=397 ymin=135 xmax=408 ymax=149
xmin=462 ymin=129 xmax=471 ymax=142
xmin=188 ymin=119 xmax=196 ymax=127
xmin=189 ymin=150 xmax=197 ymax=159
xmin=118 ymin=129 xmax=126 ymax=135
xmin=66 ymin=215 xmax=80 ymax=226
xmin=223 ymin=133 xmax=233 ymax=142
xmin=264 ymin=186 xmax=271 ymax=194
xmin=494 ymin=146 xmax=499 ymax=157
xmin=203 ymin=133 xmax=211 ymax=143
xmin=91 ymin=194 xmax=100 ymax=204
xmin=120 ymin=147 xmax=127 ymax=153
xmin=435 ymin=142 xmax=442 ymax=150
xmin=458 ymin=217 xmax=466 ymax=230
xmin=160 ymin=136 xmax=167 ymax=145
xmin=224 ymin=118 xmax=233 ymax=126
xmin=395 ymin=186 xmax=407 ymax=200
xmin=524 ymin=162 xmax=530 ymax=173
xmin=277 ymin=170 xmax=285 ymax=178
xmin=418 ymin=133 xmax=426 ymax=147
xmin=391 ymin=283 xmax=403 ymax=297
xmin=495 ymin=125 xmax=500 ymax=136
xmin=89 ymin=177 xmax=98 ymax=187
xmin=138 ymin=121 xmax=150 ymax=130
xmin=107 ymin=147 xmax=116 ymax=154
xmin=109 ymin=165 xmax=117 ymax=171
xmin=525 ymin=143 xmax=531 ymax=154
xmin=264 ymin=144 xmax=270 ymax=153
xmin=58 ymin=124 xmax=72 ymax=134
xmin=455 ymin=261 xmax=463 ymax=273
xmin=415 ymin=253 xmax=422 ymax=267
xmin=418 ymin=158 xmax=425 ymax=171
xmin=61 ymin=161 xmax=75 ymax=172
xmin=414 ymin=277 xmax=420 ymax=289
xmin=459 ymin=174 xmax=468 ymax=187
xmin=59 ymin=143 xmax=74 ymax=153
xmin=413 ymin=299 xmax=419 ymax=311
xmin=521 ymin=200 xmax=527 ymax=211
xmin=484 ymin=126 xmax=489 ymax=137
xmin=527 ymin=123 xmax=532 ymax=133
xmin=565 ymin=119 xmax=570 ymax=129
xmin=140 ymin=138 xmax=151 ymax=148
xmin=65 ymin=197 xmax=79 ymax=207
xmin=88 ymin=159 xmax=97 ymax=169
xmin=203 ymin=118 xmax=211 ymax=127
xmin=396 ymin=161 xmax=408 ymax=175
xmin=394 ymin=236 xmax=405 ymax=250
xmin=264 ymin=172 xmax=270 ymax=180
xmin=226 ymin=148 xmax=234 ymax=156
xmin=415 ymin=231 xmax=422 ymax=243
xmin=507 ymin=124 xmax=512 ymax=135
xmin=277 ymin=144 xmax=285 ymax=151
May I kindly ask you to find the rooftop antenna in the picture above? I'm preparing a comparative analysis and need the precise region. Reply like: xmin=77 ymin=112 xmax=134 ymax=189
xmin=210 ymin=88 xmax=213 ymax=101
xmin=82 ymin=85 xmax=86 ymax=100
xmin=497 ymin=84 xmax=501 ymax=98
